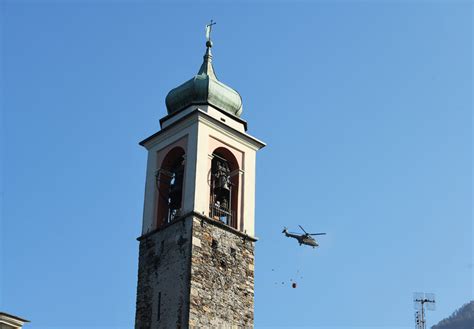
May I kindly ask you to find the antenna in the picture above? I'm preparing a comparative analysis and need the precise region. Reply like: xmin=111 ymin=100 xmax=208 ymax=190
xmin=414 ymin=311 xmax=421 ymax=328
xmin=413 ymin=292 xmax=436 ymax=329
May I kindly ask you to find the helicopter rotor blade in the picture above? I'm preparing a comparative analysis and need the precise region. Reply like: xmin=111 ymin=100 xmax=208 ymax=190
xmin=298 ymin=225 xmax=308 ymax=234
xmin=309 ymin=233 xmax=326 ymax=236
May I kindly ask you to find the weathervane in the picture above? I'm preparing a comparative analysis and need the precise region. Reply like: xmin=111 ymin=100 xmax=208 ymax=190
xmin=205 ymin=20 xmax=216 ymax=47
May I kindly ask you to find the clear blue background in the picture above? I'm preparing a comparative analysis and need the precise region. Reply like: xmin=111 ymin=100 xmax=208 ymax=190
xmin=1 ymin=1 xmax=472 ymax=328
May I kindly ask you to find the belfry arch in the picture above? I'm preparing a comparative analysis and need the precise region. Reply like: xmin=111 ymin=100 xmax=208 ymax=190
xmin=156 ymin=146 xmax=185 ymax=228
xmin=209 ymin=147 xmax=239 ymax=229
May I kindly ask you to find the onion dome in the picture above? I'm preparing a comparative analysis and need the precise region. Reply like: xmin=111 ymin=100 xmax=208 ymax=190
xmin=165 ymin=41 xmax=243 ymax=117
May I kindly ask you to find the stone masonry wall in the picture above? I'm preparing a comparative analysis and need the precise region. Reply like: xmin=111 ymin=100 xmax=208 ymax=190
xmin=135 ymin=217 xmax=193 ymax=329
xmin=189 ymin=217 xmax=255 ymax=328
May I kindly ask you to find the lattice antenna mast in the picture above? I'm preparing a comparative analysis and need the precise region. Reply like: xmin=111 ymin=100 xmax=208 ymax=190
xmin=413 ymin=293 xmax=436 ymax=329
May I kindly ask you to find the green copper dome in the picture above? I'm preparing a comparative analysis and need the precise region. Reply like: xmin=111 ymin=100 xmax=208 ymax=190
xmin=165 ymin=44 xmax=243 ymax=117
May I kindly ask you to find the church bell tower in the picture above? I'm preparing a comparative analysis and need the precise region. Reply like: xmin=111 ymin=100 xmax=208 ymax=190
xmin=134 ymin=26 xmax=265 ymax=328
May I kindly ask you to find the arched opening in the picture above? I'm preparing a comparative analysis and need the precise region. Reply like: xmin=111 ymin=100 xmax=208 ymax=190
xmin=156 ymin=147 xmax=185 ymax=228
xmin=209 ymin=147 xmax=239 ymax=229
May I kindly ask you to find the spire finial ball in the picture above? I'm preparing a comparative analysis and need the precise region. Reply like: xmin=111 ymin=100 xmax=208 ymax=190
xmin=206 ymin=40 xmax=213 ymax=48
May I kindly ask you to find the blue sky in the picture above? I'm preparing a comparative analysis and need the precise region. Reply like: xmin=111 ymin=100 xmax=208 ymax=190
xmin=1 ymin=1 xmax=472 ymax=328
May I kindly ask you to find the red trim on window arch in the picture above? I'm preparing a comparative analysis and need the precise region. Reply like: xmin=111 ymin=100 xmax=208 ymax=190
xmin=156 ymin=146 xmax=185 ymax=229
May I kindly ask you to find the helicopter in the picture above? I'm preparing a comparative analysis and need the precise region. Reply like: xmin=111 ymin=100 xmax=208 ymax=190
xmin=282 ymin=225 xmax=326 ymax=248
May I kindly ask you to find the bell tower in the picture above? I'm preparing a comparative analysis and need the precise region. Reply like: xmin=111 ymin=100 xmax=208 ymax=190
xmin=134 ymin=28 xmax=265 ymax=329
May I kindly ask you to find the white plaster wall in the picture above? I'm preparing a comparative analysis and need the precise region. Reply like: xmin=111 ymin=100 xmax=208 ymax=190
xmin=205 ymin=105 xmax=246 ymax=133
xmin=161 ymin=105 xmax=246 ymax=133
xmin=194 ymin=115 xmax=260 ymax=237
xmin=243 ymin=150 xmax=256 ymax=236
xmin=141 ymin=118 xmax=199 ymax=234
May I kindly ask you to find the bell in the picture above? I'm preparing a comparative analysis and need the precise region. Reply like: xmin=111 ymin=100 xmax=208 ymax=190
xmin=214 ymin=161 xmax=230 ymax=187
xmin=214 ymin=188 xmax=229 ymax=207
xmin=168 ymin=160 xmax=184 ymax=210
xmin=215 ymin=174 xmax=230 ymax=193
xmin=213 ymin=160 xmax=230 ymax=207
xmin=168 ymin=188 xmax=182 ymax=210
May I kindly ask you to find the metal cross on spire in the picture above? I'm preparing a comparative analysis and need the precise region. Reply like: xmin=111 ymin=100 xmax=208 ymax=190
xmin=205 ymin=20 xmax=216 ymax=45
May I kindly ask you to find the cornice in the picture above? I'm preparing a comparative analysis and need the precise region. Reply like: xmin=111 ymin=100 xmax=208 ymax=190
xmin=137 ymin=211 xmax=258 ymax=242
xmin=140 ymin=109 xmax=266 ymax=151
